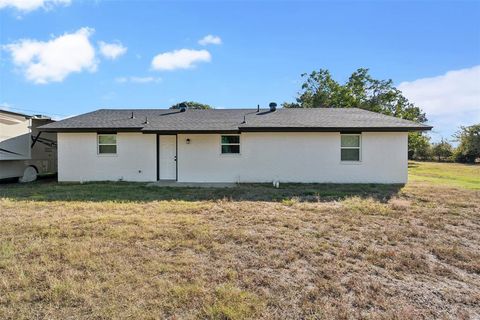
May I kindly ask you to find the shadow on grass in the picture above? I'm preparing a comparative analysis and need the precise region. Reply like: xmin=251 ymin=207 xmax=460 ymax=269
xmin=0 ymin=178 xmax=403 ymax=203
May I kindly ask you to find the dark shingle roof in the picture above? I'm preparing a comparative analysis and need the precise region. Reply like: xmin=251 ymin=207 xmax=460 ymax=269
xmin=39 ymin=108 xmax=432 ymax=132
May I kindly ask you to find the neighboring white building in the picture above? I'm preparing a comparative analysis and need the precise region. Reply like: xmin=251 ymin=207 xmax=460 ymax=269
xmin=39 ymin=106 xmax=431 ymax=184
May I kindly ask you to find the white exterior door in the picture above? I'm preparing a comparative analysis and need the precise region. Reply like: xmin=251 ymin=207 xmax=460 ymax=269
xmin=159 ymin=135 xmax=176 ymax=180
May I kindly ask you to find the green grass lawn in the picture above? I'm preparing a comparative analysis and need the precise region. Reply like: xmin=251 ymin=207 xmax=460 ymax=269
xmin=0 ymin=162 xmax=479 ymax=319
xmin=409 ymin=161 xmax=480 ymax=189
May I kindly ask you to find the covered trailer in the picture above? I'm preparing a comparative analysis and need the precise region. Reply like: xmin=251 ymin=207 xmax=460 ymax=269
xmin=0 ymin=109 xmax=57 ymax=182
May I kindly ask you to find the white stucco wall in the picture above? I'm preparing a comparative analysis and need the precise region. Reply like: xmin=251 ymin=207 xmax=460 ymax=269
xmin=177 ymin=132 xmax=408 ymax=183
xmin=57 ymin=132 xmax=156 ymax=182
xmin=57 ymin=131 xmax=408 ymax=183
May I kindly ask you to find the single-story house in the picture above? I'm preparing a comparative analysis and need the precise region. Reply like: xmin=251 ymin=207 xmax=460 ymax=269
xmin=39 ymin=106 xmax=432 ymax=183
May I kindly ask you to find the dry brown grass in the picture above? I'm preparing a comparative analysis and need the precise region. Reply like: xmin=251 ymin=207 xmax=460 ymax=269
xmin=0 ymin=163 xmax=479 ymax=319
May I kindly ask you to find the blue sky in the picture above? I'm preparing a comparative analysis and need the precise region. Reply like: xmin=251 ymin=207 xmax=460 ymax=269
xmin=1 ymin=0 xmax=479 ymax=141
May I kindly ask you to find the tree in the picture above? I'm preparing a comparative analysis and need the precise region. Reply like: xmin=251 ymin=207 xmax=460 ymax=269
xmin=408 ymin=132 xmax=432 ymax=160
xmin=283 ymin=69 xmax=353 ymax=109
xmin=432 ymin=138 xmax=453 ymax=162
xmin=283 ymin=68 xmax=428 ymax=151
xmin=284 ymin=68 xmax=427 ymax=122
xmin=453 ymin=124 xmax=480 ymax=163
xmin=170 ymin=101 xmax=212 ymax=110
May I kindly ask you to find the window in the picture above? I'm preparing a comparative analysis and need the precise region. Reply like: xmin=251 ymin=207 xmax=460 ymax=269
xmin=98 ymin=134 xmax=117 ymax=154
xmin=221 ymin=135 xmax=240 ymax=154
xmin=341 ymin=134 xmax=361 ymax=161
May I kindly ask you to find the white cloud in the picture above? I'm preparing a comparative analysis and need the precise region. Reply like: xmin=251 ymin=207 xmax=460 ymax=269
xmin=115 ymin=76 xmax=161 ymax=84
xmin=98 ymin=41 xmax=127 ymax=60
xmin=52 ymin=114 xmax=76 ymax=121
xmin=398 ymin=65 xmax=480 ymax=140
xmin=1 ymin=102 xmax=12 ymax=110
xmin=198 ymin=34 xmax=222 ymax=46
xmin=0 ymin=0 xmax=70 ymax=12
xmin=4 ymin=27 xmax=97 ymax=84
xmin=130 ymin=76 xmax=161 ymax=83
xmin=398 ymin=65 xmax=480 ymax=117
xmin=151 ymin=49 xmax=211 ymax=71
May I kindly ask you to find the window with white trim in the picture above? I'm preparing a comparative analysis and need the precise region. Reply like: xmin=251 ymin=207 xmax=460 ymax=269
xmin=341 ymin=134 xmax=361 ymax=161
xmin=221 ymin=135 xmax=240 ymax=154
xmin=98 ymin=134 xmax=117 ymax=154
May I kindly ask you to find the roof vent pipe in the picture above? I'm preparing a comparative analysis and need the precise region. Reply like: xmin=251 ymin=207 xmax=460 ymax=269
xmin=269 ymin=102 xmax=277 ymax=112
xmin=257 ymin=104 xmax=260 ymax=112
xmin=130 ymin=112 xmax=135 ymax=119
xmin=144 ymin=116 xmax=149 ymax=124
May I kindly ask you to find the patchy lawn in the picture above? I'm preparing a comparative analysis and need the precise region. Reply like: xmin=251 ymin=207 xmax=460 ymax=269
xmin=0 ymin=162 xmax=479 ymax=319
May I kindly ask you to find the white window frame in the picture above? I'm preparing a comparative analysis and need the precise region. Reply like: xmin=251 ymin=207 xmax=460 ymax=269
xmin=340 ymin=134 xmax=361 ymax=162
xmin=97 ymin=134 xmax=117 ymax=155
xmin=220 ymin=134 xmax=241 ymax=155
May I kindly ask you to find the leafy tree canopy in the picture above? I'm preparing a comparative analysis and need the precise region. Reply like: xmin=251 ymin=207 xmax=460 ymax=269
xmin=283 ymin=68 xmax=427 ymax=123
xmin=432 ymin=138 xmax=453 ymax=162
xmin=408 ymin=132 xmax=432 ymax=160
xmin=170 ymin=101 xmax=213 ymax=110
xmin=453 ymin=124 xmax=480 ymax=163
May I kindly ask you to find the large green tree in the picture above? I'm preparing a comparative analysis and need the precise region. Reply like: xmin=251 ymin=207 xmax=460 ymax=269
xmin=432 ymin=138 xmax=453 ymax=162
xmin=408 ymin=132 xmax=432 ymax=160
xmin=453 ymin=124 xmax=480 ymax=163
xmin=170 ymin=101 xmax=212 ymax=110
xmin=283 ymin=68 xmax=429 ymax=153
xmin=284 ymin=68 xmax=426 ymax=122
